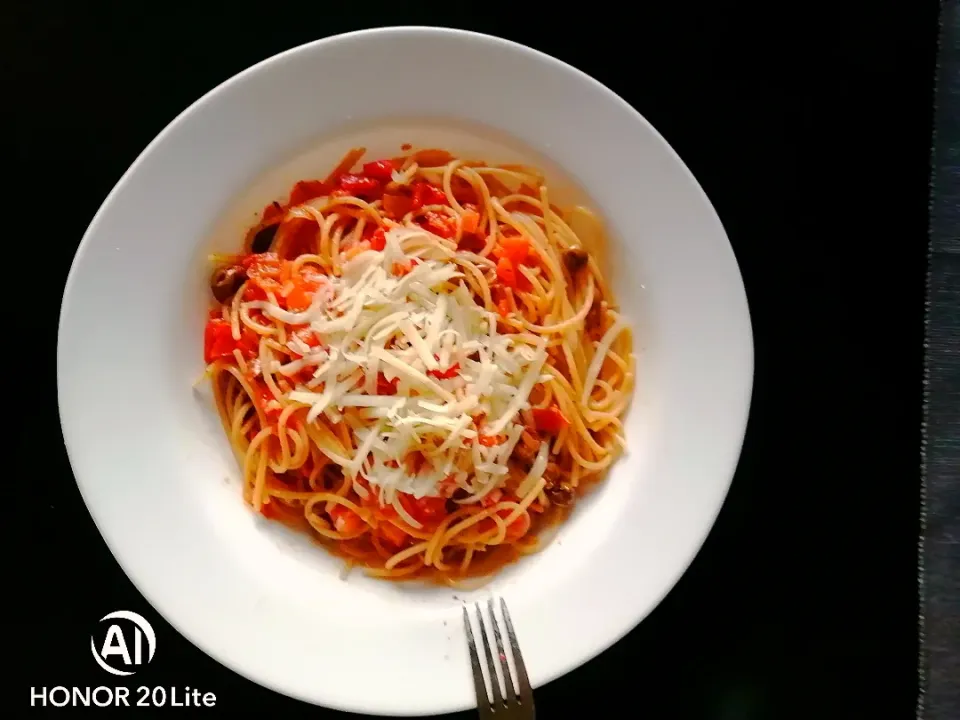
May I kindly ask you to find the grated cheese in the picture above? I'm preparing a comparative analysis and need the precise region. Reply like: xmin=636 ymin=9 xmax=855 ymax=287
xmin=253 ymin=226 xmax=549 ymax=500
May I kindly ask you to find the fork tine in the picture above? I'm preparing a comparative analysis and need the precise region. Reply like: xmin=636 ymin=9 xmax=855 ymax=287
xmin=462 ymin=606 xmax=493 ymax=716
xmin=500 ymin=597 xmax=534 ymax=709
xmin=475 ymin=602 xmax=505 ymax=707
xmin=487 ymin=597 xmax=517 ymax=701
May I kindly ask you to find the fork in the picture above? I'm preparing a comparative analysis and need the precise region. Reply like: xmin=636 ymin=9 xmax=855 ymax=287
xmin=462 ymin=598 xmax=535 ymax=718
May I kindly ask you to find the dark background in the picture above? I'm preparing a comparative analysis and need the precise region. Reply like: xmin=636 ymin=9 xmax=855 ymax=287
xmin=11 ymin=1 xmax=935 ymax=717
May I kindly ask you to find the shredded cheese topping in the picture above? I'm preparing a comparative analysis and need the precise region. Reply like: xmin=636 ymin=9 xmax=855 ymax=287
xmin=258 ymin=226 xmax=548 ymax=506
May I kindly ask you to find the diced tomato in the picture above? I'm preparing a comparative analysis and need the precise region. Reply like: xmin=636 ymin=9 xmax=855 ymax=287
xmin=458 ymin=233 xmax=486 ymax=253
xmin=398 ymin=493 xmax=447 ymax=524
xmin=289 ymin=327 xmax=321 ymax=356
xmin=324 ymin=147 xmax=366 ymax=185
xmin=532 ymin=405 xmax=569 ymax=434
xmin=247 ymin=378 xmax=281 ymax=421
xmin=247 ymin=309 xmax=271 ymax=329
xmin=411 ymin=184 xmax=426 ymax=210
xmin=282 ymin=264 xmax=324 ymax=311
xmin=438 ymin=475 xmax=458 ymax=498
xmin=379 ymin=521 xmax=409 ymax=547
xmin=287 ymin=269 xmax=326 ymax=298
xmin=496 ymin=255 xmax=531 ymax=291
xmin=254 ymin=381 xmax=276 ymax=409
xmin=460 ymin=209 xmax=480 ymax=234
xmin=496 ymin=256 xmax=519 ymax=288
xmin=204 ymin=317 xmax=259 ymax=363
xmin=260 ymin=501 xmax=282 ymax=519
xmin=414 ymin=495 xmax=447 ymax=521
xmin=261 ymin=200 xmax=285 ymax=225
xmin=377 ymin=493 xmax=398 ymax=515
xmin=421 ymin=211 xmax=455 ymax=239
xmin=361 ymin=159 xmax=396 ymax=181
xmin=376 ymin=372 xmax=399 ymax=395
xmin=203 ymin=317 xmax=233 ymax=363
xmin=404 ymin=451 xmax=425 ymax=475
xmin=427 ymin=354 xmax=460 ymax=379
xmin=329 ymin=505 xmax=365 ymax=534
xmin=411 ymin=148 xmax=453 ymax=166
xmin=242 ymin=252 xmax=285 ymax=295
xmin=412 ymin=182 xmax=448 ymax=210
xmin=450 ymin=178 xmax=478 ymax=205
xmin=279 ymin=217 xmax=319 ymax=257
xmin=242 ymin=252 xmax=281 ymax=273
xmin=393 ymin=258 xmax=420 ymax=276
xmin=237 ymin=329 xmax=260 ymax=357
xmin=289 ymin=180 xmax=329 ymax=206
xmin=370 ymin=228 xmax=386 ymax=251
xmin=358 ymin=483 xmax=378 ymax=508
xmin=242 ymin=282 xmax=267 ymax=302
xmin=481 ymin=489 xmax=503 ymax=508
xmin=478 ymin=434 xmax=506 ymax=447
xmin=499 ymin=234 xmax=530 ymax=266
xmin=475 ymin=517 xmax=499 ymax=534
xmin=364 ymin=491 xmax=391 ymax=515
xmin=496 ymin=297 xmax=512 ymax=317
xmin=284 ymin=285 xmax=312 ymax=312
xmin=338 ymin=174 xmax=382 ymax=198
xmin=382 ymin=192 xmax=412 ymax=219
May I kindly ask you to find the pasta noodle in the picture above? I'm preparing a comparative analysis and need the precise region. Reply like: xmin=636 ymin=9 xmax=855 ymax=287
xmin=201 ymin=146 xmax=635 ymax=583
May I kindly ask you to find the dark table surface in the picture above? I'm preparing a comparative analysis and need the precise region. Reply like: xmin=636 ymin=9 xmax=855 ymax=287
xmin=12 ymin=2 xmax=938 ymax=718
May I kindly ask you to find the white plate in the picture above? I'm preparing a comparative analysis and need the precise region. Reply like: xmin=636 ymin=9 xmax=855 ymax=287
xmin=57 ymin=27 xmax=752 ymax=716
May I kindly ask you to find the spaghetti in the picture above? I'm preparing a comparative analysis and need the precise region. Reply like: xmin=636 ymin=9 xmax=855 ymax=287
xmin=202 ymin=147 xmax=634 ymax=582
